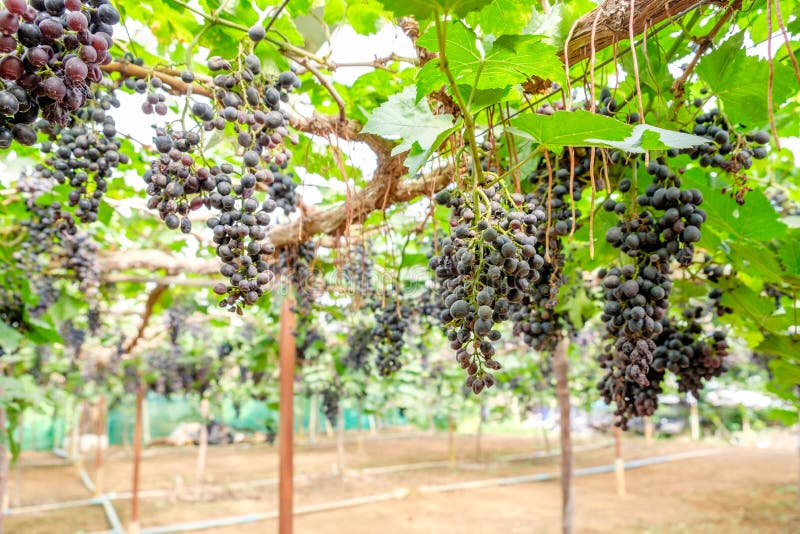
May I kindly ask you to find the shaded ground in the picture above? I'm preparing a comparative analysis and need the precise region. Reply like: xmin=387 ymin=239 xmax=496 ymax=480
xmin=5 ymin=431 xmax=798 ymax=533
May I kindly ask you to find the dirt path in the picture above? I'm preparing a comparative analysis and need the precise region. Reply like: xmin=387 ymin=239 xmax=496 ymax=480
xmin=5 ymin=433 xmax=798 ymax=533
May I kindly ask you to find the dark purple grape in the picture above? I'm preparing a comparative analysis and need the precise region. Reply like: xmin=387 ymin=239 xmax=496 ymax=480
xmin=16 ymin=22 xmax=41 ymax=47
xmin=0 ymin=54 xmax=23 ymax=80
xmin=0 ymin=10 xmax=19 ymax=36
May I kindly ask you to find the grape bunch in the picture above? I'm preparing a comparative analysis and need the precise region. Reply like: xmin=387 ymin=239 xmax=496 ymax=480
xmin=30 ymin=87 xmax=127 ymax=222
xmin=13 ymin=176 xmax=100 ymax=316
xmin=267 ymin=165 xmax=300 ymax=215
xmin=58 ymin=229 xmax=99 ymax=298
xmin=604 ymin=159 xmax=706 ymax=266
xmin=0 ymin=0 xmax=120 ymax=148
xmin=370 ymin=300 xmax=409 ymax=376
xmin=60 ymin=318 xmax=85 ymax=359
xmin=145 ymin=350 xmax=183 ymax=396
xmin=683 ymin=110 xmax=769 ymax=172
xmin=296 ymin=326 xmax=322 ymax=364
xmin=429 ymin=186 xmax=548 ymax=391
xmin=138 ymin=49 xmax=303 ymax=311
xmin=596 ymin=263 xmax=671 ymax=426
xmin=511 ymin=178 xmax=581 ymax=352
xmin=339 ymin=243 xmax=376 ymax=301
xmin=321 ymin=380 xmax=341 ymax=426
xmin=345 ymin=325 xmax=372 ymax=373
xmin=607 ymin=308 xmax=730 ymax=429
xmin=597 ymin=160 xmax=709 ymax=422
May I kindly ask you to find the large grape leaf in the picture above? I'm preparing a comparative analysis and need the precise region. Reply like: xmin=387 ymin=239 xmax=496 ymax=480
xmin=775 ymin=231 xmax=800 ymax=288
xmin=719 ymin=283 xmax=776 ymax=325
xmin=416 ymin=22 xmax=564 ymax=94
xmin=594 ymin=125 xmax=709 ymax=153
xmin=778 ymin=231 xmax=800 ymax=275
xmin=0 ymin=321 xmax=23 ymax=353
xmin=466 ymin=0 xmax=534 ymax=37
xmin=374 ymin=0 xmax=485 ymax=18
xmin=362 ymin=86 xmax=454 ymax=157
xmin=696 ymin=32 xmax=796 ymax=127
xmin=681 ymin=170 xmax=788 ymax=242
xmin=510 ymin=111 xmax=706 ymax=150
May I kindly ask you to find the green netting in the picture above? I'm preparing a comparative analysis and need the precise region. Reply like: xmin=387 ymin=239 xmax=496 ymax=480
xmin=17 ymin=394 xmax=406 ymax=450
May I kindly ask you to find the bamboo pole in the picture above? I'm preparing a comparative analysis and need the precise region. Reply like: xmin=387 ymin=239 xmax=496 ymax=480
xmin=278 ymin=296 xmax=297 ymax=534
xmin=336 ymin=407 xmax=346 ymax=477
xmin=447 ymin=414 xmax=456 ymax=469
xmin=69 ymin=401 xmax=82 ymax=461
xmin=307 ymin=394 xmax=317 ymax=446
xmin=356 ymin=398 xmax=365 ymax=456
xmin=369 ymin=415 xmax=377 ymax=436
xmin=195 ymin=398 xmax=209 ymax=495
xmin=0 ymin=405 xmax=7 ymax=532
xmin=295 ymin=396 xmax=304 ymax=442
xmin=94 ymin=397 xmax=105 ymax=497
xmin=476 ymin=403 xmax=484 ymax=461
xmin=644 ymin=416 xmax=654 ymax=445
xmin=130 ymin=381 xmax=145 ymax=534
xmin=689 ymin=401 xmax=700 ymax=441
xmin=13 ymin=413 xmax=22 ymax=508
xmin=613 ymin=425 xmax=626 ymax=496
xmin=553 ymin=337 xmax=574 ymax=534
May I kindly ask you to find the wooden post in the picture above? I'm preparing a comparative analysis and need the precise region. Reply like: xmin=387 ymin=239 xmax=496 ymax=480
xmin=553 ymin=337 xmax=574 ymax=534
xmin=336 ymin=406 xmax=346 ymax=476
xmin=50 ymin=403 xmax=59 ymax=454
xmin=13 ymin=413 xmax=23 ymax=508
xmin=308 ymin=394 xmax=317 ymax=446
xmin=447 ymin=414 xmax=456 ymax=469
xmin=741 ymin=411 xmax=751 ymax=434
xmin=689 ymin=400 xmax=700 ymax=441
xmin=356 ymin=398 xmax=365 ymax=456
xmin=613 ymin=425 xmax=626 ymax=496
xmin=295 ymin=396 xmax=304 ymax=442
xmin=0 ymin=405 xmax=7 ymax=531
xmin=644 ymin=416 xmax=654 ymax=445
xmin=94 ymin=397 xmax=105 ymax=497
xmin=539 ymin=387 xmax=552 ymax=453
xmin=324 ymin=415 xmax=334 ymax=438
xmin=476 ymin=402 xmax=484 ymax=461
xmin=369 ymin=414 xmax=377 ymax=436
xmin=141 ymin=395 xmax=151 ymax=445
xmin=278 ymin=296 xmax=297 ymax=534
xmin=70 ymin=401 xmax=82 ymax=461
xmin=195 ymin=397 xmax=209 ymax=494
xmin=130 ymin=381 xmax=145 ymax=534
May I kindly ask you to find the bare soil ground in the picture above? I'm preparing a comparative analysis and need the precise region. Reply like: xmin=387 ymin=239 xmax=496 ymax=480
xmin=5 ymin=430 xmax=798 ymax=533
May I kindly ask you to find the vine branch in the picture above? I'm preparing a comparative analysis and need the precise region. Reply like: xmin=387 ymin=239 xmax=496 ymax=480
xmin=123 ymin=284 xmax=168 ymax=354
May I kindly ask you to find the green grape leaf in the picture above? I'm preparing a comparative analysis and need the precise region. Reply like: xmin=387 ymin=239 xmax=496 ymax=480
xmin=727 ymin=242 xmax=784 ymax=284
xmin=719 ymin=283 xmax=776 ymax=324
xmin=417 ymin=22 xmax=564 ymax=92
xmin=778 ymin=231 xmax=800 ymax=276
xmin=362 ymin=86 xmax=454 ymax=157
xmin=766 ymin=408 xmax=799 ymax=425
xmin=345 ymin=0 xmax=388 ymax=34
xmin=0 ymin=321 xmax=23 ymax=353
xmin=375 ymin=0 xmax=486 ymax=18
xmin=682 ymin=174 xmax=787 ymax=243
xmin=592 ymin=125 xmax=708 ymax=153
xmin=696 ymin=32 xmax=796 ymax=127
xmin=404 ymin=124 xmax=457 ymax=176
xmin=511 ymin=110 xmax=706 ymax=150
xmin=466 ymin=0 xmax=533 ymax=37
